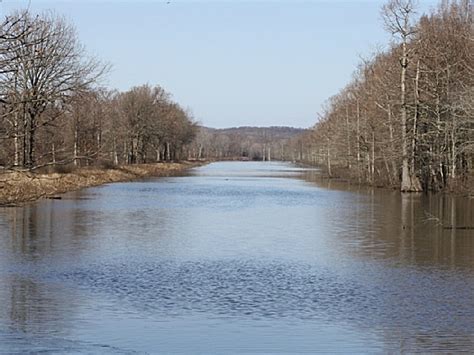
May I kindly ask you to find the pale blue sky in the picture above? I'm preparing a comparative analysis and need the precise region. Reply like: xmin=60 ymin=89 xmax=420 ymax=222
xmin=2 ymin=1 xmax=438 ymax=128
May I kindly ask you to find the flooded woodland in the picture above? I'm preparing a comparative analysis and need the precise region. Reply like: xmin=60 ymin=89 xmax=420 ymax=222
xmin=0 ymin=0 xmax=473 ymax=353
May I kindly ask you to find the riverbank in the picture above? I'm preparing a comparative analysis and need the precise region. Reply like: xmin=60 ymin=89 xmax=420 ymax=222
xmin=0 ymin=161 xmax=204 ymax=206
xmin=297 ymin=162 xmax=474 ymax=196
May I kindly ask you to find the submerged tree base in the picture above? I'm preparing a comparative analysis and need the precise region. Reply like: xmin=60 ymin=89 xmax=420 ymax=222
xmin=303 ymin=163 xmax=474 ymax=196
xmin=0 ymin=161 xmax=205 ymax=206
xmin=401 ymin=175 xmax=423 ymax=193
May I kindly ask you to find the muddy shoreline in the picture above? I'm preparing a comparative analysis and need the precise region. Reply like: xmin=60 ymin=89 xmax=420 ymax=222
xmin=0 ymin=161 xmax=205 ymax=206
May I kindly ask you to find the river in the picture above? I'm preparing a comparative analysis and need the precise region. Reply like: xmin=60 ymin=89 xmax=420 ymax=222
xmin=0 ymin=161 xmax=473 ymax=353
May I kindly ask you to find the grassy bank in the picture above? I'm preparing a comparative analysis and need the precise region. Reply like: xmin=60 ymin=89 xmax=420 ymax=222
xmin=0 ymin=161 xmax=204 ymax=206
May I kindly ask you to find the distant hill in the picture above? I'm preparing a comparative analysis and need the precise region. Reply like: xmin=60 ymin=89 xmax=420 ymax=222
xmin=205 ymin=126 xmax=306 ymax=139
xmin=189 ymin=126 xmax=308 ymax=161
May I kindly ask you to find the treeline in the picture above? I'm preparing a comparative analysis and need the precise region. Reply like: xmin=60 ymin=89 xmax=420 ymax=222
xmin=295 ymin=0 xmax=473 ymax=192
xmin=188 ymin=126 xmax=306 ymax=161
xmin=0 ymin=11 xmax=196 ymax=171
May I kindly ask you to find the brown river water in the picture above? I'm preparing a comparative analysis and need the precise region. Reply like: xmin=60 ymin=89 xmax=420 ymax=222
xmin=0 ymin=161 xmax=473 ymax=353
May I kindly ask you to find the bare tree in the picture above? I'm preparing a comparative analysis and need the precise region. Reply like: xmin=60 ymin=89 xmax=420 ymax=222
xmin=294 ymin=0 xmax=473 ymax=193
xmin=0 ymin=11 xmax=106 ymax=169
xmin=382 ymin=0 xmax=422 ymax=191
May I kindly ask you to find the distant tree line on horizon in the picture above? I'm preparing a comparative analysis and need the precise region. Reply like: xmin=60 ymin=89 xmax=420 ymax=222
xmin=188 ymin=126 xmax=306 ymax=161
xmin=294 ymin=0 xmax=474 ymax=192
xmin=0 ymin=10 xmax=197 ymax=171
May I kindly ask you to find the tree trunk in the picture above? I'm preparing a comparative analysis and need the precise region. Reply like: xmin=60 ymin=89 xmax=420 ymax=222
xmin=74 ymin=125 xmax=79 ymax=166
xmin=198 ymin=144 xmax=203 ymax=160
xmin=447 ymin=67 xmax=457 ymax=181
xmin=387 ymin=102 xmax=398 ymax=181
xmin=356 ymin=99 xmax=361 ymax=183
xmin=13 ymin=113 xmax=19 ymax=166
xmin=96 ymin=130 xmax=102 ymax=160
xmin=166 ymin=142 xmax=171 ymax=161
xmin=371 ymin=131 xmax=375 ymax=183
xmin=400 ymin=41 xmax=422 ymax=192
xmin=26 ymin=112 xmax=36 ymax=169
xmin=346 ymin=105 xmax=351 ymax=169
xmin=327 ymin=138 xmax=332 ymax=177
xmin=23 ymin=119 xmax=27 ymax=168
xmin=113 ymin=137 xmax=118 ymax=165
xmin=410 ymin=59 xmax=422 ymax=191
xmin=400 ymin=41 xmax=410 ymax=191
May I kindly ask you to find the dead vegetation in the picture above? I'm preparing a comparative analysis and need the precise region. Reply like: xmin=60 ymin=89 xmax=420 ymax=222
xmin=0 ymin=162 xmax=202 ymax=206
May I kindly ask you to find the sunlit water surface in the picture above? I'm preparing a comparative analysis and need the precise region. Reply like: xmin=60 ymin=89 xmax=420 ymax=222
xmin=0 ymin=162 xmax=473 ymax=353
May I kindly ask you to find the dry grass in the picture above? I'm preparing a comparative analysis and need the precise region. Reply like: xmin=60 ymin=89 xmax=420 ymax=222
xmin=0 ymin=162 xmax=203 ymax=206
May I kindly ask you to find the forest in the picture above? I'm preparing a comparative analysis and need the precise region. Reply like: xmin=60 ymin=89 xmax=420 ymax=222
xmin=0 ymin=9 xmax=306 ymax=173
xmin=0 ymin=11 xmax=197 ymax=171
xmin=189 ymin=126 xmax=306 ymax=161
xmin=295 ymin=0 xmax=474 ymax=192
xmin=1 ymin=1 xmax=473 ymax=195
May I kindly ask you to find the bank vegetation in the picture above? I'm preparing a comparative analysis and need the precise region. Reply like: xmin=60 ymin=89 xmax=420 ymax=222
xmin=0 ymin=162 xmax=200 ymax=206
xmin=0 ymin=10 xmax=197 ymax=172
xmin=295 ymin=0 xmax=474 ymax=193
xmin=0 ymin=10 xmax=200 ymax=204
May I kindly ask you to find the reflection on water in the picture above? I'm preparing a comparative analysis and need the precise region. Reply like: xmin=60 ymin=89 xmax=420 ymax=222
xmin=0 ymin=199 xmax=97 ymax=262
xmin=0 ymin=161 xmax=473 ymax=353
xmin=302 ymin=171 xmax=474 ymax=269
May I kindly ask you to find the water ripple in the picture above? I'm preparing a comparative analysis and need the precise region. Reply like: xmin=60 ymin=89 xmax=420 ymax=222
xmin=57 ymin=259 xmax=474 ymax=334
